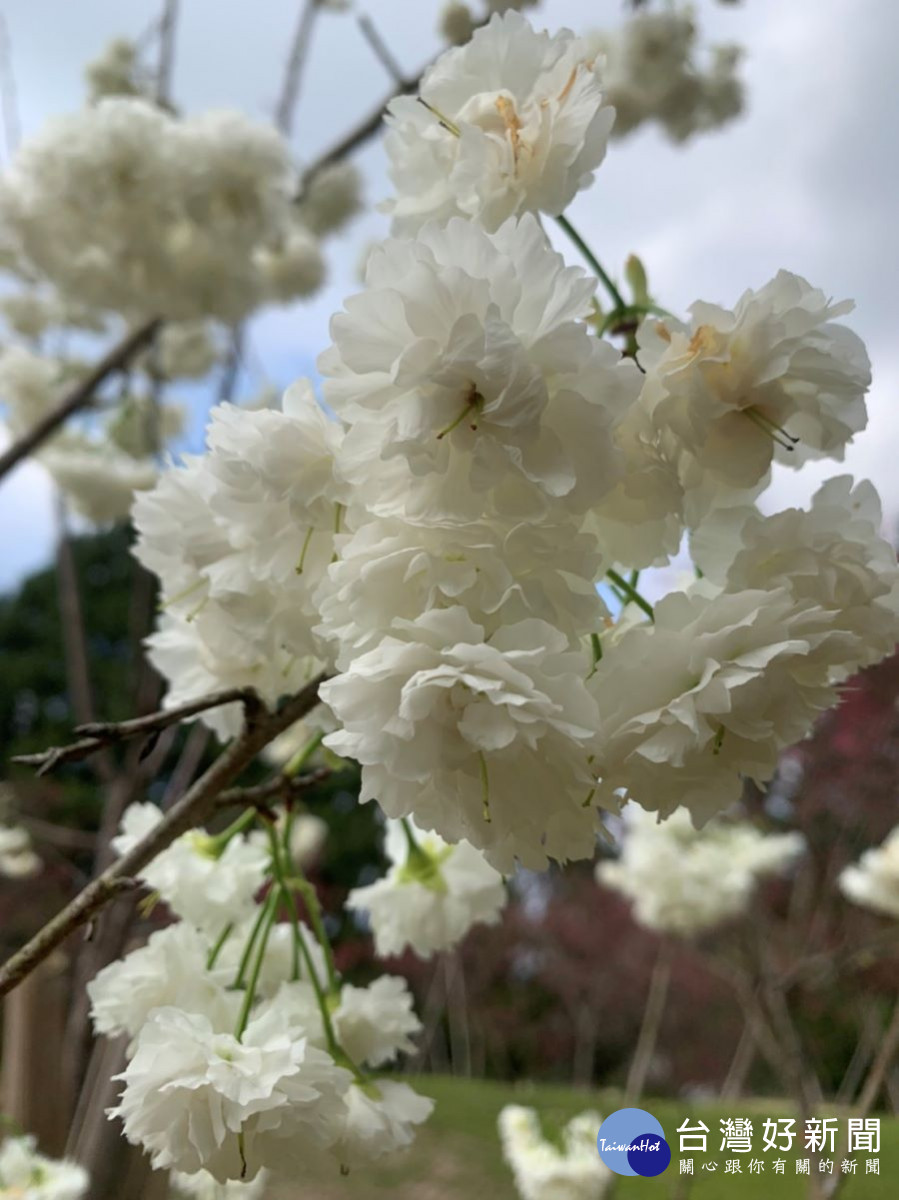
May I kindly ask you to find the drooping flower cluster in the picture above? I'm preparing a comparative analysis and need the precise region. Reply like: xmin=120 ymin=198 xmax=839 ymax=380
xmin=587 ymin=7 xmax=743 ymax=143
xmin=839 ymin=827 xmax=899 ymax=919
xmin=597 ymin=806 xmax=804 ymax=938
xmin=498 ymin=1106 xmax=613 ymax=1200
xmin=0 ymin=48 xmax=361 ymax=527
xmin=133 ymin=10 xmax=898 ymax=882
xmin=92 ymin=803 xmax=432 ymax=1184
xmin=0 ymin=1136 xmax=88 ymax=1200
xmin=0 ymin=99 xmax=329 ymax=323
xmin=348 ymin=817 xmax=506 ymax=958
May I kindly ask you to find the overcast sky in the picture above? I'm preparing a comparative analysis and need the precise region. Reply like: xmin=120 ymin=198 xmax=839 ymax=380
xmin=1 ymin=0 xmax=897 ymax=590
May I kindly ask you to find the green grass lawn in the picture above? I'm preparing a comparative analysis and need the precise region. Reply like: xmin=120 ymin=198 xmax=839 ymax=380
xmin=273 ymin=1076 xmax=898 ymax=1199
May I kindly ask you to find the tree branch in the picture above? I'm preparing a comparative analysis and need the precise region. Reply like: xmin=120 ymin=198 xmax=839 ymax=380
xmin=12 ymin=686 xmax=259 ymax=775
xmin=0 ymin=672 xmax=329 ymax=997
xmin=0 ymin=318 xmax=162 ymax=485
xmin=275 ymin=0 xmax=320 ymax=137
xmin=214 ymin=766 xmax=330 ymax=812
xmin=155 ymin=0 xmax=179 ymax=107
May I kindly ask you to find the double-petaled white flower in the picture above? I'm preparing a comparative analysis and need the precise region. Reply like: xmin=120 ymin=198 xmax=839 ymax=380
xmin=722 ymin=476 xmax=899 ymax=674
xmin=638 ymin=270 xmax=870 ymax=490
xmin=316 ymin=515 xmax=606 ymax=669
xmin=111 ymin=1005 xmax=352 ymax=1181
xmin=331 ymin=1081 xmax=434 ymax=1171
xmin=322 ymin=608 xmax=600 ymax=871
xmin=134 ymin=383 xmax=344 ymax=738
xmin=0 ymin=1136 xmax=89 ymax=1200
xmin=88 ymin=922 xmax=239 ymax=1043
xmin=384 ymin=11 xmax=613 ymax=233
xmin=598 ymin=805 xmax=804 ymax=937
xmin=331 ymin=975 xmax=422 ymax=1069
xmin=499 ymin=1105 xmax=612 ymax=1200
xmin=320 ymin=214 xmax=639 ymax=525
xmin=348 ymin=818 xmax=506 ymax=958
xmin=840 ymin=827 xmax=899 ymax=919
xmin=112 ymin=803 xmax=269 ymax=935
xmin=590 ymin=585 xmax=842 ymax=821
xmin=0 ymin=823 xmax=41 ymax=878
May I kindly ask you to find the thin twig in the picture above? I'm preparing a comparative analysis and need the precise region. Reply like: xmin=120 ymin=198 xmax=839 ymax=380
xmin=0 ymin=14 xmax=21 ymax=161
xmin=0 ymin=673 xmax=329 ymax=997
xmin=275 ymin=0 xmax=320 ymax=137
xmin=214 ymin=767 xmax=330 ymax=811
xmin=19 ymin=816 xmax=97 ymax=853
xmin=297 ymin=4 xmax=490 ymax=192
xmin=155 ymin=0 xmax=179 ymax=106
xmin=357 ymin=13 xmax=406 ymax=86
xmin=161 ymin=722 xmax=210 ymax=809
xmin=0 ymin=319 xmax=162 ymax=484
xmin=12 ymin=686 xmax=259 ymax=775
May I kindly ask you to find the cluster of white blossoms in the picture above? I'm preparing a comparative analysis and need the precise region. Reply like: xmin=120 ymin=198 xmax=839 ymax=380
xmin=498 ymin=1105 xmax=612 ymax=1200
xmin=0 ymin=96 xmax=343 ymax=323
xmin=133 ymin=381 xmax=346 ymax=740
xmin=348 ymin=817 xmax=506 ymax=958
xmin=0 ymin=41 xmax=361 ymax=528
xmin=90 ymin=802 xmax=432 ymax=1184
xmin=587 ymin=7 xmax=743 ymax=143
xmin=0 ymin=341 xmax=171 ymax=523
xmin=135 ymin=10 xmax=898 ymax=882
xmin=597 ymin=806 xmax=804 ymax=938
xmin=839 ymin=827 xmax=899 ymax=919
xmin=0 ymin=1136 xmax=88 ymax=1200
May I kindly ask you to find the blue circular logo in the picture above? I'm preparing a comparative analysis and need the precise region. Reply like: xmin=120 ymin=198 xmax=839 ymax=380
xmin=597 ymin=1108 xmax=671 ymax=1177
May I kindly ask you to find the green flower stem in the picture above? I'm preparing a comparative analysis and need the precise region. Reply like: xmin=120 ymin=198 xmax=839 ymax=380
xmin=206 ymin=921 xmax=234 ymax=971
xmin=209 ymin=807 xmax=256 ymax=853
xmin=606 ymin=568 xmax=655 ymax=622
xmin=283 ymin=729 xmax=325 ymax=779
xmin=400 ymin=816 xmax=433 ymax=874
xmin=589 ymin=632 xmax=603 ymax=673
xmin=555 ymin=214 xmax=627 ymax=313
xmin=280 ymin=879 xmax=342 ymax=1054
xmin=234 ymin=889 xmax=278 ymax=1040
xmin=292 ymin=874 xmax=339 ymax=996
xmin=264 ymin=825 xmax=344 ymax=1060
xmin=232 ymin=891 xmax=273 ymax=989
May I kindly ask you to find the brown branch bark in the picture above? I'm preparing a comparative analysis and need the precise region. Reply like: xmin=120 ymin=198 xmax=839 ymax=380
xmin=214 ymin=766 xmax=330 ymax=811
xmin=0 ymin=318 xmax=162 ymax=484
xmin=0 ymin=672 xmax=328 ymax=997
xmin=12 ymin=685 xmax=257 ymax=774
